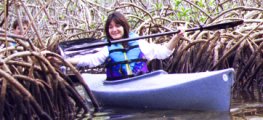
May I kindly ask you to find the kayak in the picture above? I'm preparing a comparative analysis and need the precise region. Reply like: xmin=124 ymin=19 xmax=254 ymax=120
xmin=82 ymin=68 xmax=234 ymax=112
xmin=58 ymin=39 xmax=234 ymax=111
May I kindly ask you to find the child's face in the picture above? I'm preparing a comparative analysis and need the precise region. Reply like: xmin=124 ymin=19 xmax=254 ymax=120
xmin=109 ymin=21 xmax=124 ymax=40
xmin=14 ymin=24 xmax=28 ymax=35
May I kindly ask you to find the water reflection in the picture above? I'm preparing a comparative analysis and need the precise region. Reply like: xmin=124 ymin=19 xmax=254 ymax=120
xmin=90 ymin=108 xmax=231 ymax=120
xmin=85 ymin=90 xmax=263 ymax=120
xmin=76 ymin=87 xmax=263 ymax=119
xmin=231 ymin=102 xmax=263 ymax=120
xmin=231 ymin=90 xmax=263 ymax=120
xmin=87 ymin=104 xmax=263 ymax=120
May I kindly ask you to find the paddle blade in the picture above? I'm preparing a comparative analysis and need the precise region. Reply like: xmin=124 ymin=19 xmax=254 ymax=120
xmin=203 ymin=20 xmax=244 ymax=30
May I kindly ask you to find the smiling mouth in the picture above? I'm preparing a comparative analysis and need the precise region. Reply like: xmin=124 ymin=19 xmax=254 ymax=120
xmin=112 ymin=33 xmax=121 ymax=37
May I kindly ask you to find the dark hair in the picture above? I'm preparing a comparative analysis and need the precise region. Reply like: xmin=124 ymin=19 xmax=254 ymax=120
xmin=104 ymin=11 xmax=130 ymax=40
xmin=12 ymin=18 xmax=29 ymax=29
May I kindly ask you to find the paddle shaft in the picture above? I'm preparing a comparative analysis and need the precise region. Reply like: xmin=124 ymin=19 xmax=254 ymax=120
xmin=66 ymin=20 xmax=244 ymax=51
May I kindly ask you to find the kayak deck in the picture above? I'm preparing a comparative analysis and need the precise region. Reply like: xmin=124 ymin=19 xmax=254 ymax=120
xmin=82 ymin=69 xmax=233 ymax=92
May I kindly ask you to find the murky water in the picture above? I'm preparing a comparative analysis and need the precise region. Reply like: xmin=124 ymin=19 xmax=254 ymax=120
xmin=76 ymin=87 xmax=263 ymax=120
xmin=89 ymin=108 xmax=230 ymax=120
xmin=81 ymin=102 xmax=263 ymax=120
xmin=231 ymin=102 xmax=263 ymax=120
xmin=230 ymin=90 xmax=263 ymax=120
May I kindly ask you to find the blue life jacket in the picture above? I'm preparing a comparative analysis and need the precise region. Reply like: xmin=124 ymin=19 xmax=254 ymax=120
xmin=105 ymin=33 xmax=149 ymax=80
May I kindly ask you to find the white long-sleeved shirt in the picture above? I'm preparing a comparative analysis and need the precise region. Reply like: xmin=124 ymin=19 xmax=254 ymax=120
xmin=70 ymin=40 xmax=173 ymax=68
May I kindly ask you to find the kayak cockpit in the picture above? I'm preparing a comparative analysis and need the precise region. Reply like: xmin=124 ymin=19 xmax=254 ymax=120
xmin=103 ymin=70 xmax=168 ymax=84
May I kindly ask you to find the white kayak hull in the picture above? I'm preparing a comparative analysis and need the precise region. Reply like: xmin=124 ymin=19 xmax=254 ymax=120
xmin=82 ymin=68 xmax=234 ymax=112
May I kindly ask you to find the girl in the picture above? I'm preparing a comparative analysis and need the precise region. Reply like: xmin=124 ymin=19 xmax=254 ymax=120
xmin=68 ymin=11 xmax=184 ymax=80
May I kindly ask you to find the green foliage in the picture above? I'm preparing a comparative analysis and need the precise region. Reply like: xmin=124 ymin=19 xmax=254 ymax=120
xmin=68 ymin=1 xmax=78 ymax=13
xmin=89 ymin=23 xmax=96 ymax=29
xmin=0 ymin=4 xmax=3 ymax=11
xmin=196 ymin=0 xmax=205 ymax=8
xmin=172 ymin=0 xmax=191 ymax=21
xmin=101 ymin=15 xmax=106 ymax=23
xmin=171 ymin=0 xmax=221 ymax=22
xmin=172 ymin=0 xmax=182 ymax=10
xmin=208 ymin=0 xmax=216 ymax=8
xmin=153 ymin=3 xmax=163 ymax=11
xmin=101 ymin=15 xmax=106 ymax=27
xmin=59 ymin=14 xmax=65 ymax=20
xmin=44 ymin=16 xmax=48 ymax=21
xmin=174 ymin=0 xmax=182 ymax=7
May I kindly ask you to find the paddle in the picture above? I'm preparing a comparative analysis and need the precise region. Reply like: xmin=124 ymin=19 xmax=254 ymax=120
xmin=65 ymin=20 xmax=244 ymax=51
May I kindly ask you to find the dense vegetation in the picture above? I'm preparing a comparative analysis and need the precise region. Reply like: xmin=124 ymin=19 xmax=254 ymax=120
xmin=0 ymin=0 xmax=262 ymax=119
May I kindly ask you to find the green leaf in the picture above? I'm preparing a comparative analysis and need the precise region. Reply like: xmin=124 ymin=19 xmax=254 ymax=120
xmin=174 ymin=0 xmax=182 ymax=7
xmin=154 ymin=3 xmax=163 ymax=10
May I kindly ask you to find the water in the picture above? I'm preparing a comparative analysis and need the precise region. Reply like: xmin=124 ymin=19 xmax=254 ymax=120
xmin=76 ymin=87 xmax=263 ymax=120
xmin=77 ymin=94 xmax=263 ymax=119
xmin=83 ymin=101 xmax=263 ymax=120
xmin=231 ymin=90 xmax=263 ymax=120
xmin=231 ymin=102 xmax=263 ymax=120
xmin=89 ymin=108 xmax=231 ymax=120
